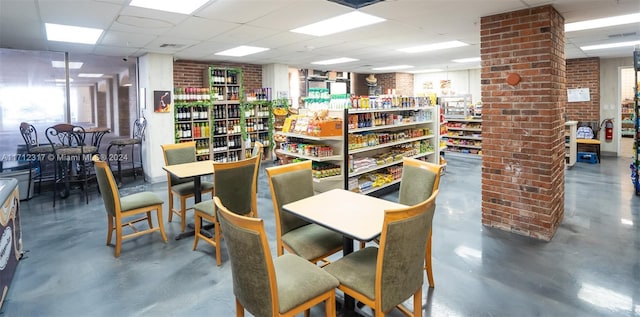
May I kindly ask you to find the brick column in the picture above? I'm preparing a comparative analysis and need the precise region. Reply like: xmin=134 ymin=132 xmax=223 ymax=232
xmin=480 ymin=5 xmax=565 ymax=241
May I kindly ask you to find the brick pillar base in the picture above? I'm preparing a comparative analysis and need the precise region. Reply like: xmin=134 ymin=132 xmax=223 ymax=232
xmin=480 ymin=5 xmax=565 ymax=241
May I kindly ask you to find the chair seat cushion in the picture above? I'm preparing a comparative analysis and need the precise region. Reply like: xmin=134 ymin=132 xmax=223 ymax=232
xmin=171 ymin=181 xmax=213 ymax=195
xmin=57 ymin=146 xmax=98 ymax=155
xmin=324 ymin=246 xmax=378 ymax=301
xmin=193 ymin=199 xmax=215 ymax=216
xmin=282 ymin=224 xmax=343 ymax=261
xmin=274 ymin=254 xmax=339 ymax=314
xmin=28 ymin=145 xmax=56 ymax=154
xmin=110 ymin=138 xmax=142 ymax=146
xmin=120 ymin=191 xmax=163 ymax=212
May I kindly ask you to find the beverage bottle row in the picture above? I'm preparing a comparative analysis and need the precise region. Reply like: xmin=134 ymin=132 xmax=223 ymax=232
xmin=213 ymin=151 xmax=240 ymax=163
xmin=212 ymin=105 xmax=227 ymax=119
xmin=210 ymin=70 xmax=238 ymax=85
xmin=245 ymin=118 xmax=266 ymax=132
xmin=212 ymin=137 xmax=228 ymax=152
xmin=227 ymin=87 xmax=240 ymax=100
xmin=192 ymin=105 xmax=209 ymax=120
xmin=196 ymin=139 xmax=210 ymax=155
xmin=175 ymin=87 xmax=210 ymax=101
xmin=227 ymin=135 xmax=243 ymax=149
xmin=176 ymin=107 xmax=192 ymax=121
xmin=227 ymin=105 xmax=241 ymax=118
xmin=176 ymin=124 xmax=192 ymax=139
xmin=192 ymin=122 xmax=210 ymax=138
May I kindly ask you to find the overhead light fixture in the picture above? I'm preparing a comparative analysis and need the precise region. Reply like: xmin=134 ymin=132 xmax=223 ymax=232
xmin=453 ymin=57 xmax=481 ymax=63
xmin=327 ymin=0 xmax=384 ymax=9
xmin=312 ymin=57 xmax=359 ymax=65
xmin=45 ymin=23 xmax=103 ymax=45
xmin=408 ymin=69 xmax=443 ymax=74
xmin=581 ymin=40 xmax=640 ymax=51
xmin=45 ymin=78 xmax=74 ymax=83
xmin=398 ymin=41 xmax=468 ymax=53
xmin=291 ymin=11 xmax=385 ymax=37
xmin=215 ymin=45 xmax=269 ymax=57
xmin=78 ymin=73 xmax=103 ymax=78
xmin=129 ymin=0 xmax=209 ymax=14
xmin=51 ymin=61 xmax=84 ymax=69
xmin=566 ymin=13 xmax=640 ymax=32
xmin=372 ymin=65 xmax=414 ymax=71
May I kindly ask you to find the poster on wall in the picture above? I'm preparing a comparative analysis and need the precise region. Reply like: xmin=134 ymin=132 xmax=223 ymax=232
xmin=154 ymin=90 xmax=171 ymax=113
xmin=567 ymin=88 xmax=590 ymax=102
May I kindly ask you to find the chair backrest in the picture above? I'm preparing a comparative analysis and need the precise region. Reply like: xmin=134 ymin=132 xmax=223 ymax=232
xmin=45 ymin=123 xmax=87 ymax=148
xmin=214 ymin=196 xmax=278 ymax=317
xmin=133 ymin=117 xmax=147 ymax=140
xmin=266 ymin=161 xmax=313 ymax=236
xmin=398 ymin=157 xmax=443 ymax=206
xmin=213 ymin=155 xmax=259 ymax=217
xmin=93 ymin=157 xmax=121 ymax=218
xmin=161 ymin=141 xmax=196 ymax=186
xmin=376 ymin=189 xmax=438 ymax=312
xmin=20 ymin=122 xmax=39 ymax=149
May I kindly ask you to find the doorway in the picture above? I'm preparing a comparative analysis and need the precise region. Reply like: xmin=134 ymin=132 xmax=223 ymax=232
xmin=620 ymin=67 xmax=634 ymax=158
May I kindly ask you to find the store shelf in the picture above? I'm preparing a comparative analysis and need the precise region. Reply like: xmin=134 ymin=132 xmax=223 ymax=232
xmin=280 ymin=132 xmax=343 ymax=141
xmin=443 ymin=135 xmax=482 ymax=140
xmin=349 ymin=135 xmax=434 ymax=154
xmin=313 ymin=174 xmax=343 ymax=183
xmin=359 ymin=179 xmax=401 ymax=195
xmin=348 ymin=106 xmax=434 ymax=114
xmin=275 ymin=149 xmax=342 ymax=162
xmin=350 ymin=152 xmax=433 ymax=177
xmin=446 ymin=143 xmax=482 ymax=149
xmin=350 ymin=120 xmax=434 ymax=133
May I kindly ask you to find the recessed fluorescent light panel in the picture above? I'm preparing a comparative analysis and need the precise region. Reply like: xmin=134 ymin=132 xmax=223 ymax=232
xmin=398 ymin=40 xmax=468 ymax=53
xmin=51 ymin=61 xmax=84 ymax=69
xmin=215 ymin=45 xmax=269 ymax=57
xmin=372 ymin=65 xmax=414 ymax=71
xmin=566 ymin=13 xmax=640 ymax=32
xmin=78 ymin=73 xmax=103 ymax=78
xmin=312 ymin=57 xmax=358 ymax=65
xmin=409 ymin=69 xmax=443 ymax=74
xmin=129 ymin=0 xmax=209 ymax=14
xmin=291 ymin=11 xmax=385 ymax=36
xmin=453 ymin=57 xmax=481 ymax=63
xmin=45 ymin=23 xmax=103 ymax=45
xmin=581 ymin=40 xmax=640 ymax=51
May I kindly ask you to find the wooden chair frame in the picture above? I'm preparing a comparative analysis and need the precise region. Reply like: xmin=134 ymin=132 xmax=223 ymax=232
xmin=94 ymin=158 xmax=167 ymax=257
xmin=161 ymin=141 xmax=213 ymax=232
xmin=337 ymin=191 xmax=438 ymax=317
xmin=214 ymin=197 xmax=336 ymax=317
xmin=192 ymin=154 xmax=260 ymax=266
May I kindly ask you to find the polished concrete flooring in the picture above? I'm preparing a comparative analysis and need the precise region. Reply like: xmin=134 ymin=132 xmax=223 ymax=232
xmin=3 ymin=153 xmax=639 ymax=316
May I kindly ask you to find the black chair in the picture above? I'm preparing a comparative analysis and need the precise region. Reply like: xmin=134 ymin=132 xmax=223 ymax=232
xmin=107 ymin=118 xmax=146 ymax=186
xmin=45 ymin=123 xmax=97 ymax=207
xmin=20 ymin=122 xmax=55 ymax=193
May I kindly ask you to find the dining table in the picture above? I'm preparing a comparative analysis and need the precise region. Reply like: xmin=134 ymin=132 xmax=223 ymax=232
xmin=162 ymin=160 xmax=214 ymax=240
xmin=282 ymin=188 xmax=407 ymax=316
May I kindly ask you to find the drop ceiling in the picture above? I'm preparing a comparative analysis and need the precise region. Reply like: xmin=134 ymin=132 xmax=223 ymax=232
xmin=0 ymin=0 xmax=639 ymax=81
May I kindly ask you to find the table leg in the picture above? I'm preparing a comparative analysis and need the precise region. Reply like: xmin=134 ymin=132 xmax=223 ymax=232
xmin=175 ymin=176 xmax=203 ymax=241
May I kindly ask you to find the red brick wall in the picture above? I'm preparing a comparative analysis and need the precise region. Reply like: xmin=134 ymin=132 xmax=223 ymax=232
xmin=480 ymin=5 xmax=565 ymax=241
xmin=173 ymin=60 xmax=262 ymax=91
xmin=566 ymin=57 xmax=600 ymax=122
xmin=353 ymin=72 xmax=415 ymax=96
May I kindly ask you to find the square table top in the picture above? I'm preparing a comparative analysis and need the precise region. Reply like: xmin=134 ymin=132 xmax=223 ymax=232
xmin=162 ymin=160 xmax=213 ymax=179
xmin=283 ymin=188 xmax=406 ymax=242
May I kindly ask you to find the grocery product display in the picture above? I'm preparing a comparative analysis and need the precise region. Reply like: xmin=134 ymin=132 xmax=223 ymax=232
xmin=440 ymin=94 xmax=482 ymax=156
xmin=173 ymin=86 xmax=213 ymax=161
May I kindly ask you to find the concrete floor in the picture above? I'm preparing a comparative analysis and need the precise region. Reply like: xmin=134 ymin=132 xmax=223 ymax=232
xmin=3 ymin=154 xmax=639 ymax=316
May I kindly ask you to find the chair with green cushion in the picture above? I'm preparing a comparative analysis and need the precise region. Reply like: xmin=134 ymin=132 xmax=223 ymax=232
xmin=214 ymin=196 xmax=338 ymax=317
xmin=266 ymin=161 xmax=343 ymax=266
xmin=161 ymin=141 xmax=214 ymax=232
xmin=399 ymin=157 xmax=443 ymax=287
xmin=191 ymin=154 xmax=260 ymax=266
xmin=93 ymin=157 xmax=167 ymax=257
xmin=324 ymin=190 xmax=438 ymax=317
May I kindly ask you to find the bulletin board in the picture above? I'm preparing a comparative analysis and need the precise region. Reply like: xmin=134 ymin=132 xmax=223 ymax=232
xmin=567 ymin=88 xmax=590 ymax=102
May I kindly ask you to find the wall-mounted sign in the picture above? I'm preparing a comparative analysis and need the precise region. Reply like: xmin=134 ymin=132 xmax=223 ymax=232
xmin=567 ymin=88 xmax=590 ymax=102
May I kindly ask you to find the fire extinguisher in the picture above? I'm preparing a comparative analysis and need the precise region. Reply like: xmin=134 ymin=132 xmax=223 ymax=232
xmin=602 ymin=118 xmax=614 ymax=141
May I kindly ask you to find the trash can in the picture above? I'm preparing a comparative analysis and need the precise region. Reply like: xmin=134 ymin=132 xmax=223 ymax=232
xmin=0 ymin=168 xmax=35 ymax=201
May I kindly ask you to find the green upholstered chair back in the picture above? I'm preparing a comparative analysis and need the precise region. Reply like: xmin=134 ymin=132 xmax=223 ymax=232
xmin=398 ymin=163 xmax=438 ymax=206
xmin=213 ymin=157 xmax=258 ymax=216
xmin=269 ymin=168 xmax=313 ymax=234
xmin=215 ymin=198 xmax=275 ymax=317
xmin=378 ymin=191 xmax=437 ymax=312
xmin=94 ymin=160 xmax=120 ymax=217
xmin=164 ymin=144 xmax=196 ymax=185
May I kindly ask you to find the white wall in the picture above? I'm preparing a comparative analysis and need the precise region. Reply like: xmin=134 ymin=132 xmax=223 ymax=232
xmin=138 ymin=53 xmax=175 ymax=183
xmin=262 ymin=64 xmax=289 ymax=98
xmin=600 ymin=56 xmax=633 ymax=156
xmin=413 ymin=69 xmax=481 ymax=103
